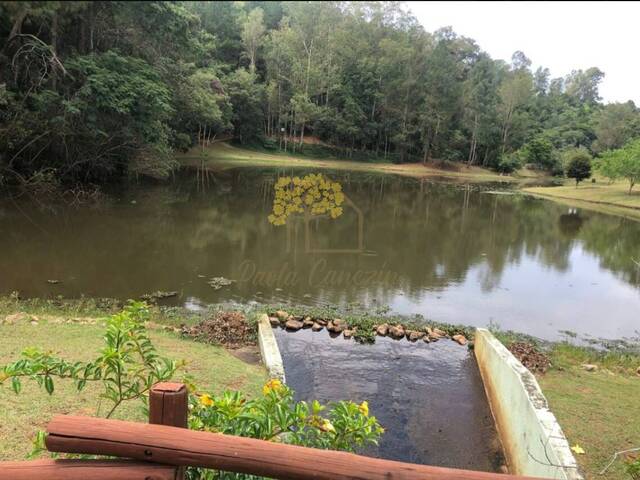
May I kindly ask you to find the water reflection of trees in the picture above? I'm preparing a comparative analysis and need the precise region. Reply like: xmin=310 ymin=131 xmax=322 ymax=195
xmin=0 ymin=169 xmax=639 ymax=300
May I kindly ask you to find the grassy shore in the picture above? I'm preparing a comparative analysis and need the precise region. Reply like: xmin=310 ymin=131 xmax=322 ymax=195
xmin=524 ymin=176 xmax=640 ymax=221
xmin=0 ymin=305 xmax=267 ymax=460
xmin=494 ymin=330 xmax=640 ymax=480
xmin=177 ymin=142 xmax=524 ymax=183
xmin=539 ymin=346 xmax=640 ymax=480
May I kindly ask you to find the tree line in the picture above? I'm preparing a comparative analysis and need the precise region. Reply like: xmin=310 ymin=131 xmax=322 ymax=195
xmin=1 ymin=1 xmax=640 ymax=186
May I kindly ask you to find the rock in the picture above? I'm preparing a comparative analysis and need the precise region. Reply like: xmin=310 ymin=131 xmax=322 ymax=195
xmin=302 ymin=317 xmax=315 ymax=328
xmin=499 ymin=465 xmax=509 ymax=474
xmin=426 ymin=327 xmax=446 ymax=340
xmin=333 ymin=318 xmax=345 ymax=326
xmin=343 ymin=329 xmax=354 ymax=339
xmin=30 ymin=320 xmax=39 ymax=326
xmin=207 ymin=277 xmax=234 ymax=290
xmin=311 ymin=322 xmax=324 ymax=332
xmin=582 ymin=364 xmax=598 ymax=372
xmin=452 ymin=334 xmax=467 ymax=346
xmin=47 ymin=279 xmax=61 ymax=284
xmin=408 ymin=330 xmax=425 ymax=342
xmin=275 ymin=310 xmax=289 ymax=321
xmin=303 ymin=293 xmax=312 ymax=298
xmin=275 ymin=287 xmax=283 ymax=292
xmin=388 ymin=325 xmax=405 ymax=340
xmin=422 ymin=335 xmax=431 ymax=343
xmin=141 ymin=290 xmax=178 ymax=301
xmin=269 ymin=316 xmax=280 ymax=327
xmin=315 ymin=318 xmax=328 ymax=326
xmin=327 ymin=321 xmax=346 ymax=333
xmin=285 ymin=319 xmax=304 ymax=331
xmin=376 ymin=324 xmax=389 ymax=336
xmin=433 ymin=327 xmax=447 ymax=337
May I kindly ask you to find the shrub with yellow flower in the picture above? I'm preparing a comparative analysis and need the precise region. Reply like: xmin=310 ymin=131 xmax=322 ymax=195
xmin=262 ymin=378 xmax=284 ymax=396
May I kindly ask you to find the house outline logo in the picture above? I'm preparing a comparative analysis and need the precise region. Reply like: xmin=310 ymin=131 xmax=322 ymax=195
xmin=302 ymin=193 xmax=364 ymax=254
xmin=267 ymin=174 xmax=365 ymax=255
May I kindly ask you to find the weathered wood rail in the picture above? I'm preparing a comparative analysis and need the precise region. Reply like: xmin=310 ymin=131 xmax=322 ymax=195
xmin=0 ymin=382 xmax=542 ymax=480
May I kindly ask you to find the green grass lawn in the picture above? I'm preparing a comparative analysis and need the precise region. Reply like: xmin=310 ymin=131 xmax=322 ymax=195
xmin=524 ymin=177 xmax=640 ymax=221
xmin=177 ymin=142 xmax=517 ymax=183
xmin=537 ymin=347 xmax=640 ymax=480
xmin=0 ymin=319 xmax=267 ymax=460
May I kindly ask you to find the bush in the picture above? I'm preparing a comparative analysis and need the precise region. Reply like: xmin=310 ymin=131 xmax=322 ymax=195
xmin=564 ymin=149 xmax=592 ymax=186
xmin=186 ymin=380 xmax=384 ymax=479
xmin=522 ymin=136 xmax=556 ymax=170
xmin=0 ymin=301 xmax=180 ymax=418
xmin=495 ymin=152 xmax=522 ymax=173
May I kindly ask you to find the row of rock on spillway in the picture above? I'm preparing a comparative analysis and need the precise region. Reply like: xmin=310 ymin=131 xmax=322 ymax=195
xmin=268 ymin=310 xmax=468 ymax=346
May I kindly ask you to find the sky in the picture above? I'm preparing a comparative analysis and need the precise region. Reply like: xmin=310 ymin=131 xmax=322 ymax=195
xmin=408 ymin=1 xmax=639 ymax=105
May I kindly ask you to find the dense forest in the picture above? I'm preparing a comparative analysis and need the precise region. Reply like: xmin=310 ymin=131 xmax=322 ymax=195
xmin=2 ymin=1 xmax=640 ymax=185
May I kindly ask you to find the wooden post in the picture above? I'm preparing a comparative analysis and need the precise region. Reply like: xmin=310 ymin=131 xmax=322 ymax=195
xmin=149 ymin=383 xmax=188 ymax=480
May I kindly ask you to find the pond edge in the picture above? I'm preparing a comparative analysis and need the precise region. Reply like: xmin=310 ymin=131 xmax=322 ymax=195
xmin=474 ymin=328 xmax=583 ymax=480
xmin=257 ymin=313 xmax=286 ymax=382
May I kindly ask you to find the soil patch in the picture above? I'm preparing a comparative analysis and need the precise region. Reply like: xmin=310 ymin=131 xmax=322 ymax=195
xmin=508 ymin=342 xmax=550 ymax=373
xmin=181 ymin=311 xmax=255 ymax=348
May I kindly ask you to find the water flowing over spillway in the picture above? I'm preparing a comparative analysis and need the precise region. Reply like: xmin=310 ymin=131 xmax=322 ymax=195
xmin=273 ymin=328 xmax=503 ymax=471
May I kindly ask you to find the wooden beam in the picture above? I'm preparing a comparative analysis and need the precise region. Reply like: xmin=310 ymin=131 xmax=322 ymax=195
xmin=46 ymin=415 xmax=539 ymax=480
xmin=0 ymin=459 xmax=177 ymax=480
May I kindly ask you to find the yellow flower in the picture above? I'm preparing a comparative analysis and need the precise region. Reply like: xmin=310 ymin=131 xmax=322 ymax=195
xmin=358 ymin=401 xmax=369 ymax=416
xmin=320 ymin=418 xmax=336 ymax=433
xmin=199 ymin=394 xmax=214 ymax=407
xmin=571 ymin=444 xmax=586 ymax=455
xmin=262 ymin=378 xmax=283 ymax=396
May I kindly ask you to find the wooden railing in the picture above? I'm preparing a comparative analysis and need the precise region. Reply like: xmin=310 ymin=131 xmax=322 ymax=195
xmin=0 ymin=382 xmax=538 ymax=480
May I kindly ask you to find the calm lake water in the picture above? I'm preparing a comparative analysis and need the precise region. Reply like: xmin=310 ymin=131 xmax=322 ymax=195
xmin=1 ymin=168 xmax=639 ymax=341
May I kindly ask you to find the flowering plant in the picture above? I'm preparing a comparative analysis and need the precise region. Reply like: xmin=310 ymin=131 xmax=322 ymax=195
xmin=186 ymin=378 xmax=383 ymax=479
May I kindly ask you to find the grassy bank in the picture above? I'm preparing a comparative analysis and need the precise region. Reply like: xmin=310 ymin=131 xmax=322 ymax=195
xmin=539 ymin=346 xmax=640 ymax=480
xmin=524 ymin=177 xmax=640 ymax=221
xmin=0 ymin=308 xmax=267 ymax=460
xmin=495 ymin=331 xmax=640 ymax=480
xmin=177 ymin=142 xmax=522 ymax=183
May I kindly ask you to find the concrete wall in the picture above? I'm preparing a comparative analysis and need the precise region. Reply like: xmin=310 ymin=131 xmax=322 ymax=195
xmin=257 ymin=314 xmax=286 ymax=382
xmin=474 ymin=329 xmax=582 ymax=480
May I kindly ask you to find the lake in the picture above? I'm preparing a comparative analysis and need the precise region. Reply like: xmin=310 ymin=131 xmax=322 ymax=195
xmin=1 ymin=168 xmax=639 ymax=341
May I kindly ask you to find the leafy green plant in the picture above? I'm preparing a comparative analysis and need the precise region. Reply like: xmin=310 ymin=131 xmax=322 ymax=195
xmin=186 ymin=378 xmax=384 ymax=480
xmin=626 ymin=455 xmax=640 ymax=480
xmin=0 ymin=301 xmax=181 ymax=418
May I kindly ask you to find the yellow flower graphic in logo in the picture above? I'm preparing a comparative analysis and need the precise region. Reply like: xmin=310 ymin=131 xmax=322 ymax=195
xmin=268 ymin=173 xmax=345 ymax=226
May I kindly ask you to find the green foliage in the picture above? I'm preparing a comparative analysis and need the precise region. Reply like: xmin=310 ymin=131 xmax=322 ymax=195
xmin=496 ymin=152 xmax=523 ymax=174
xmin=0 ymin=301 xmax=180 ymax=418
xmin=627 ymin=456 xmax=640 ymax=480
xmin=521 ymin=136 xmax=556 ymax=170
xmin=564 ymin=149 xmax=592 ymax=186
xmin=0 ymin=1 xmax=634 ymax=185
xmin=186 ymin=379 xmax=383 ymax=479
xmin=596 ymin=139 xmax=640 ymax=193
